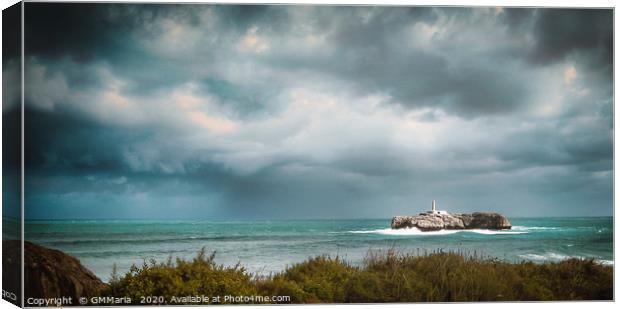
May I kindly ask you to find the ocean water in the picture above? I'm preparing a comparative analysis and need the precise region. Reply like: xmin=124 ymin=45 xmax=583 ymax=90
xmin=22 ymin=217 xmax=613 ymax=282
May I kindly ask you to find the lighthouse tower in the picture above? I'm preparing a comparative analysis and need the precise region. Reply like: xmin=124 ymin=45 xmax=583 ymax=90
xmin=428 ymin=200 xmax=447 ymax=215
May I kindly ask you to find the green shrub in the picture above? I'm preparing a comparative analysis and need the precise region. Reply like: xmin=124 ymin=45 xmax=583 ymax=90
xmin=102 ymin=249 xmax=613 ymax=303
xmin=255 ymin=277 xmax=309 ymax=303
xmin=273 ymin=256 xmax=357 ymax=303
xmin=104 ymin=248 xmax=256 ymax=304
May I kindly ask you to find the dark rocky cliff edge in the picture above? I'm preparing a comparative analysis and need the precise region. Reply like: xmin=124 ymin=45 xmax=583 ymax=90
xmin=3 ymin=240 xmax=106 ymax=301
xmin=391 ymin=212 xmax=511 ymax=231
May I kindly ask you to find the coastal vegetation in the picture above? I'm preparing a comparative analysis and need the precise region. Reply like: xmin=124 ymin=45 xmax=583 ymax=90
xmin=102 ymin=248 xmax=613 ymax=303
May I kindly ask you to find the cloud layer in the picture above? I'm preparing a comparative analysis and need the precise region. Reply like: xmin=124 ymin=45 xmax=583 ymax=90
xmin=16 ymin=4 xmax=613 ymax=219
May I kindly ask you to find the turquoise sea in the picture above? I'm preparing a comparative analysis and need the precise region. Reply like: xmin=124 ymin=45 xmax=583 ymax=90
xmin=19 ymin=217 xmax=614 ymax=282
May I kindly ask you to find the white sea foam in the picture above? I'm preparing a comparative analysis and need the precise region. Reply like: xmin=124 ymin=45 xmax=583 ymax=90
xmin=518 ymin=252 xmax=570 ymax=261
xmin=467 ymin=229 xmax=528 ymax=235
xmin=348 ymin=227 xmax=527 ymax=236
xmin=511 ymin=226 xmax=557 ymax=231
xmin=518 ymin=253 xmax=547 ymax=261
xmin=518 ymin=252 xmax=614 ymax=265
xmin=347 ymin=228 xmax=459 ymax=236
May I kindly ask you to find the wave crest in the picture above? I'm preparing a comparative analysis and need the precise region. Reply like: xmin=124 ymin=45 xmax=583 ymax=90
xmin=348 ymin=227 xmax=527 ymax=236
xmin=518 ymin=252 xmax=614 ymax=266
xmin=511 ymin=226 xmax=557 ymax=231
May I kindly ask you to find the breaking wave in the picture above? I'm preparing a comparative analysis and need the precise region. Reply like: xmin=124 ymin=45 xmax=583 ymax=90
xmin=511 ymin=226 xmax=558 ymax=231
xmin=518 ymin=252 xmax=614 ymax=265
xmin=347 ymin=227 xmax=528 ymax=236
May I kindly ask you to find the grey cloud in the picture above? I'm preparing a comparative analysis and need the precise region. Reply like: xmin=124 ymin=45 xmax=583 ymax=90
xmin=252 ymin=7 xmax=536 ymax=117
xmin=529 ymin=9 xmax=612 ymax=67
xmin=20 ymin=4 xmax=613 ymax=219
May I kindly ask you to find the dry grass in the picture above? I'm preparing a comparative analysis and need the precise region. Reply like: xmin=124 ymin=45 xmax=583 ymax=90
xmin=103 ymin=248 xmax=613 ymax=303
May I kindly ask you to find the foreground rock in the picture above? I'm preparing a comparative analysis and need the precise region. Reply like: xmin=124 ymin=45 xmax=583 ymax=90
xmin=3 ymin=240 xmax=106 ymax=300
xmin=391 ymin=212 xmax=512 ymax=231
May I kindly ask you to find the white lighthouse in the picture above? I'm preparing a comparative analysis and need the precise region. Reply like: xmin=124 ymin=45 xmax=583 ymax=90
xmin=428 ymin=200 xmax=448 ymax=215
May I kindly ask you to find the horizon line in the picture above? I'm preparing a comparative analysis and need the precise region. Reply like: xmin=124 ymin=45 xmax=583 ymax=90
xmin=7 ymin=215 xmax=615 ymax=222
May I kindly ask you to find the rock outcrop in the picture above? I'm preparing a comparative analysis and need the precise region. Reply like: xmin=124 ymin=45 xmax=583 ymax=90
xmin=391 ymin=212 xmax=511 ymax=231
xmin=3 ymin=240 xmax=106 ymax=300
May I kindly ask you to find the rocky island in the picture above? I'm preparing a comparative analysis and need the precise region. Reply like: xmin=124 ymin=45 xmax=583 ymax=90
xmin=391 ymin=200 xmax=511 ymax=231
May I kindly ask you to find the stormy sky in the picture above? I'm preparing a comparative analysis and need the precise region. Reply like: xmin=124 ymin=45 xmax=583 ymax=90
xmin=8 ymin=4 xmax=613 ymax=219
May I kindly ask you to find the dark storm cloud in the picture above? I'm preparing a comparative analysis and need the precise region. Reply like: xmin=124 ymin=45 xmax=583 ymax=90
xmin=24 ymin=109 xmax=135 ymax=175
xmin=245 ymin=7 xmax=532 ymax=117
xmin=529 ymin=9 xmax=613 ymax=67
xmin=21 ymin=4 xmax=614 ymax=219
xmin=500 ymin=7 xmax=534 ymax=29
xmin=25 ymin=3 xmax=121 ymax=62
xmin=495 ymin=126 xmax=613 ymax=172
